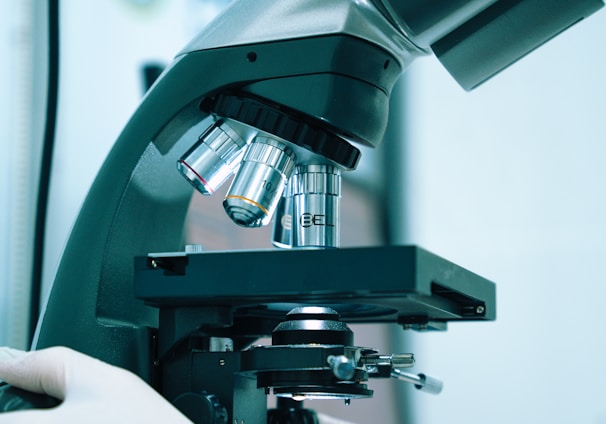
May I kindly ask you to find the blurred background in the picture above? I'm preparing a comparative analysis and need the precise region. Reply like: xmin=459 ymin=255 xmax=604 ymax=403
xmin=1 ymin=0 xmax=605 ymax=423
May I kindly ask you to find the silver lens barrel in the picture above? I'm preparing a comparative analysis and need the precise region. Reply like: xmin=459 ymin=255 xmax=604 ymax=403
xmin=271 ymin=180 xmax=294 ymax=248
xmin=177 ymin=120 xmax=248 ymax=195
xmin=291 ymin=164 xmax=341 ymax=248
xmin=224 ymin=136 xmax=296 ymax=228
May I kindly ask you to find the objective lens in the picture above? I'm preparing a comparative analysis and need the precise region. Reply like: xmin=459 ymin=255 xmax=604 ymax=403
xmin=271 ymin=178 xmax=294 ymax=248
xmin=176 ymin=120 xmax=247 ymax=195
xmin=224 ymin=136 xmax=296 ymax=227
xmin=292 ymin=164 xmax=341 ymax=248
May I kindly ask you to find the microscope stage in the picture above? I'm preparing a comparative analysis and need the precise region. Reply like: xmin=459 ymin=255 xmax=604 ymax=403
xmin=135 ymin=245 xmax=495 ymax=329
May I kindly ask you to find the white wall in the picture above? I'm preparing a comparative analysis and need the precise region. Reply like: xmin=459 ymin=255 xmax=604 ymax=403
xmin=0 ymin=0 xmax=46 ymax=349
xmin=0 ymin=0 xmax=14 ymax=347
xmin=405 ymin=10 xmax=606 ymax=424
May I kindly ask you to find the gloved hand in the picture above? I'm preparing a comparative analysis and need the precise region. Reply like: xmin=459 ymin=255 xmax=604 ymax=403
xmin=0 ymin=346 xmax=192 ymax=423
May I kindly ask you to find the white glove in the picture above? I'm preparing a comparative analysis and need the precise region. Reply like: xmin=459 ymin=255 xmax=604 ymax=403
xmin=0 ymin=346 xmax=192 ymax=423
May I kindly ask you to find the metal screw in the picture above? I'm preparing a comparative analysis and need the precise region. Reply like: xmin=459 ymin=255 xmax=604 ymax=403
xmin=476 ymin=305 xmax=485 ymax=315
xmin=150 ymin=259 xmax=158 ymax=268
xmin=219 ymin=358 xmax=226 ymax=366
xmin=246 ymin=51 xmax=257 ymax=62
xmin=327 ymin=355 xmax=355 ymax=380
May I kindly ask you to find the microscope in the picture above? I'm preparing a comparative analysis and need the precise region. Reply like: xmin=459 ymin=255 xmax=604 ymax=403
xmin=1 ymin=0 xmax=603 ymax=422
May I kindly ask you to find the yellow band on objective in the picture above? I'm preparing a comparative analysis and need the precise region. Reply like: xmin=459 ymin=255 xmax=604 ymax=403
xmin=225 ymin=195 xmax=269 ymax=215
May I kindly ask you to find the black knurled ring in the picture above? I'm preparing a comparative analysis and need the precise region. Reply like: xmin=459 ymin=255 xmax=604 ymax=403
xmin=203 ymin=93 xmax=360 ymax=170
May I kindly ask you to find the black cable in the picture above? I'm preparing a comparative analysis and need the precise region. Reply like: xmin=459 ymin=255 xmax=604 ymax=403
xmin=29 ymin=0 xmax=60 ymax=343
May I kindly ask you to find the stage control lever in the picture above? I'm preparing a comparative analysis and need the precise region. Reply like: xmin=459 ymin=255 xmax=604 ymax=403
xmin=361 ymin=353 xmax=443 ymax=395
xmin=391 ymin=369 xmax=443 ymax=395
